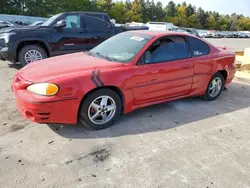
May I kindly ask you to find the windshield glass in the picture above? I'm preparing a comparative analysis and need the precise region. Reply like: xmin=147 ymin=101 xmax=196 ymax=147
xmin=41 ymin=13 xmax=62 ymax=26
xmin=90 ymin=32 xmax=153 ymax=63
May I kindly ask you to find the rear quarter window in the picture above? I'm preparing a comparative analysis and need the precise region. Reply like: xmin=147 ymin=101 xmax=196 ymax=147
xmin=189 ymin=37 xmax=210 ymax=57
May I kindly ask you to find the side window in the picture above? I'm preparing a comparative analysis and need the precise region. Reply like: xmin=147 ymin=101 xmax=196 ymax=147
xmin=189 ymin=37 xmax=210 ymax=57
xmin=64 ymin=15 xmax=81 ymax=29
xmin=84 ymin=14 xmax=110 ymax=31
xmin=145 ymin=36 xmax=189 ymax=64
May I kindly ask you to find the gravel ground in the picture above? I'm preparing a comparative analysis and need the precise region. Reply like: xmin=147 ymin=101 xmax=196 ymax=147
xmin=0 ymin=57 xmax=250 ymax=188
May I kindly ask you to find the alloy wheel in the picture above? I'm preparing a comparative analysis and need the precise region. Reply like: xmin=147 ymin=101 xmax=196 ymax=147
xmin=88 ymin=95 xmax=116 ymax=125
xmin=208 ymin=77 xmax=222 ymax=98
xmin=24 ymin=50 xmax=43 ymax=63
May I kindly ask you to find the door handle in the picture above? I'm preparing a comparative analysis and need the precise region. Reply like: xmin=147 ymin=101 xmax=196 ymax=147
xmin=183 ymin=64 xmax=193 ymax=69
xmin=92 ymin=36 xmax=100 ymax=40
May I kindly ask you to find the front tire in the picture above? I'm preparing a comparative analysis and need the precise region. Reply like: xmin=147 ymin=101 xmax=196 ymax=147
xmin=78 ymin=89 xmax=122 ymax=130
xmin=203 ymin=72 xmax=225 ymax=101
xmin=19 ymin=45 xmax=47 ymax=67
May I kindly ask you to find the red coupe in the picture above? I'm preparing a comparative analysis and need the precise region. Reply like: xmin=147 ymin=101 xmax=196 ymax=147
xmin=12 ymin=31 xmax=236 ymax=130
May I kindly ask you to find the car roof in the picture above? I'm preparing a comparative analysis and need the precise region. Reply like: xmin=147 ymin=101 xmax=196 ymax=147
xmin=128 ymin=30 xmax=197 ymax=38
xmin=62 ymin=11 xmax=108 ymax=15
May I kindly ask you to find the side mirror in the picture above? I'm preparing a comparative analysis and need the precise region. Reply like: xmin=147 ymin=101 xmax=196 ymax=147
xmin=55 ymin=20 xmax=66 ymax=28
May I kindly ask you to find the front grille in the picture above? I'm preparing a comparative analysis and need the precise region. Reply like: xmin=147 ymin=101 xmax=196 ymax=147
xmin=40 ymin=117 xmax=49 ymax=120
xmin=38 ymin=113 xmax=51 ymax=115
xmin=37 ymin=112 xmax=51 ymax=120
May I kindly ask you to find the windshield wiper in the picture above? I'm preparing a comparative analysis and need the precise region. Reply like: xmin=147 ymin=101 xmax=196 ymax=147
xmin=85 ymin=51 xmax=95 ymax=56
xmin=95 ymin=52 xmax=114 ymax=61
xmin=86 ymin=51 xmax=114 ymax=61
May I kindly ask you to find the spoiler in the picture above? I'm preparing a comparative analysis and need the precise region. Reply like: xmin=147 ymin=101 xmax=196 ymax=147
xmin=217 ymin=46 xmax=227 ymax=50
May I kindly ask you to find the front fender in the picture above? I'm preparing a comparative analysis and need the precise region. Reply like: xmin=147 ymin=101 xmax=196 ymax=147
xmin=14 ymin=37 xmax=52 ymax=56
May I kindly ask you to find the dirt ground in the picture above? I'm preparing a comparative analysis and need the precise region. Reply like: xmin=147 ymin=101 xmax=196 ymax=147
xmin=0 ymin=60 xmax=250 ymax=188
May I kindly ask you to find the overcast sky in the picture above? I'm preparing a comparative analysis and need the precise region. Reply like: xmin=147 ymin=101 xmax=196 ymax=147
xmin=161 ymin=0 xmax=250 ymax=17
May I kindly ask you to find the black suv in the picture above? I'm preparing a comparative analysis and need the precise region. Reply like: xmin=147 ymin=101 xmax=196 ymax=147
xmin=0 ymin=12 xmax=138 ymax=66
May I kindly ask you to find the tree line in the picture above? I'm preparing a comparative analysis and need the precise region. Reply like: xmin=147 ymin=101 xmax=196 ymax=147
xmin=1 ymin=0 xmax=250 ymax=31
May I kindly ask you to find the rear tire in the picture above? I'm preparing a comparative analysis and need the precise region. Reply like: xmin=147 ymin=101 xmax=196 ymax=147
xmin=203 ymin=72 xmax=225 ymax=101
xmin=19 ymin=45 xmax=47 ymax=67
xmin=78 ymin=89 xmax=122 ymax=130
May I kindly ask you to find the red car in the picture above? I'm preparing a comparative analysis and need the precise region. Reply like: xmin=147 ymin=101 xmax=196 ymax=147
xmin=12 ymin=31 xmax=236 ymax=130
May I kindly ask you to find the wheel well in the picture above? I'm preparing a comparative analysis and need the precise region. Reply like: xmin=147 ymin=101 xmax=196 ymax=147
xmin=80 ymin=86 xmax=124 ymax=111
xmin=16 ymin=41 xmax=49 ymax=61
xmin=218 ymin=70 xmax=228 ymax=81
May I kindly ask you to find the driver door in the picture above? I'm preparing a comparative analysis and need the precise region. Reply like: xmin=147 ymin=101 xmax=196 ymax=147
xmin=132 ymin=36 xmax=194 ymax=105
xmin=52 ymin=13 xmax=88 ymax=55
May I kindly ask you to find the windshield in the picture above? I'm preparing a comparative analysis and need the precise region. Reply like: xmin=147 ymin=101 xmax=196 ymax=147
xmin=41 ymin=13 xmax=62 ymax=26
xmin=89 ymin=32 xmax=153 ymax=63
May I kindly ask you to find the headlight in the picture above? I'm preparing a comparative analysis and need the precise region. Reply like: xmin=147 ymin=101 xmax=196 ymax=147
xmin=27 ymin=83 xmax=59 ymax=96
xmin=0 ymin=39 xmax=5 ymax=47
xmin=0 ymin=32 xmax=16 ymax=44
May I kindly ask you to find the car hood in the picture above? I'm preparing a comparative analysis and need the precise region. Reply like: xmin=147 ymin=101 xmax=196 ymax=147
xmin=0 ymin=26 xmax=40 ymax=34
xmin=18 ymin=52 xmax=122 ymax=82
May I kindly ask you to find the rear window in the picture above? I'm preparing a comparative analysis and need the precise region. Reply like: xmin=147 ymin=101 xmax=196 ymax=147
xmin=189 ymin=37 xmax=210 ymax=57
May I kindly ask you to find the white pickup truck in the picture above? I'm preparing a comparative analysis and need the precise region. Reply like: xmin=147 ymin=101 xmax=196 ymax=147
xmin=146 ymin=22 xmax=179 ymax=31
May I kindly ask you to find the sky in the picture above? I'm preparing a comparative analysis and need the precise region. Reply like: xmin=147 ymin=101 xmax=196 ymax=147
xmin=161 ymin=0 xmax=250 ymax=17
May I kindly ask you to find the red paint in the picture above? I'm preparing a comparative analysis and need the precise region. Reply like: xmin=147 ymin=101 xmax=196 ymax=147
xmin=12 ymin=31 xmax=236 ymax=124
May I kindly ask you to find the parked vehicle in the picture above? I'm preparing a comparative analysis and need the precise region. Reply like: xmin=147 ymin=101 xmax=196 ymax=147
xmin=222 ymin=31 xmax=232 ymax=38
xmin=14 ymin=21 xmax=29 ymax=26
xmin=0 ymin=14 xmax=46 ymax=26
xmin=0 ymin=23 xmax=8 ymax=29
xmin=125 ymin=22 xmax=145 ymax=27
xmin=30 ymin=21 xmax=44 ymax=26
xmin=0 ymin=20 xmax=14 ymax=29
xmin=122 ymin=25 xmax=148 ymax=31
xmin=211 ymin=31 xmax=224 ymax=38
xmin=146 ymin=22 xmax=167 ymax=31
xmin=177 ymin=29 xmax=189 ymax=34
xmin=0 ymin=12 xmax=148 ymax=67
xmin=12 ymin=31 xmax=236 ymax=130
xmin=180 ymin=28 xmax=200 ymax=37
xmin=231 ymin=32 xmax=240 ymax=38
xmin=146 ymin=22 xmax=178 ymax=31
xmin=238 ymin=32 xmax=249 ymax=38
xmin=198 ymin=31 xmax=212 ymax=38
